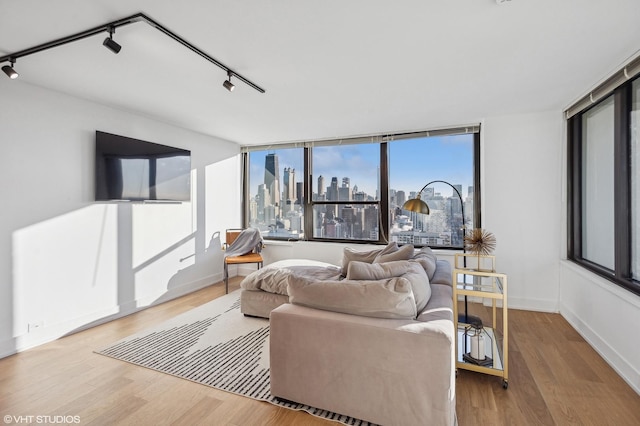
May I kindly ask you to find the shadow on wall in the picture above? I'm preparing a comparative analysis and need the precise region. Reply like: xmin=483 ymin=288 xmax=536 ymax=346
xmin=163 ymin=231 xmax=224 ymax=303
xmin=3 ymin=151 xmax=241 ymax=357
xmin=7 ymin=201 xmax=224 ymax=355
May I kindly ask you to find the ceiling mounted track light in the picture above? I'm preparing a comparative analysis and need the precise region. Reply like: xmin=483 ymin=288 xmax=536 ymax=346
xmin=223 ymin=71 xmax=235 ymax=92
xmin=0 ymin=12 xmax=265 ymax=93
xmin=2 ymin=58 xmax=18 ymax=79
xmin=102 ymin=26 xmax=122 ymax=54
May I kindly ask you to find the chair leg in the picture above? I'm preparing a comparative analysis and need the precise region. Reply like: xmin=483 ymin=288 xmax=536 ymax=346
xmin=224 ymin=261 xmax=229 ymax=294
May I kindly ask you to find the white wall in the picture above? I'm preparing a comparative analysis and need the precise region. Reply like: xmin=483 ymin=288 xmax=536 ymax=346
xmin=559 ymin=263 xmax=640 ymax=394
xmin=482 ymin=111 xmax=564 ymax=312
xmin=0 ymin=80 xmax=242 ymax=357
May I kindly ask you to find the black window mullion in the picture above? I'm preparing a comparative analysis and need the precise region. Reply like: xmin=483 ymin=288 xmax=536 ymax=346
xmin=473 ymin=132 xmax=482 ymax=229
xmin=241 ymin=152 xmax=249 ymax=228
xmin=567 ymin=115 xmax=583 ymax=260
xmin=303 ymin=146 xmax=312 ymax=239
xmin=379 ymin=142 xmax=389 ymax=244
xmin=614 ymin=86 xmax=631 ymax=280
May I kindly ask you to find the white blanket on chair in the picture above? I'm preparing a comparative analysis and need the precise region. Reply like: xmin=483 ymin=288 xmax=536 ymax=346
xmin=224 ymin=228 xmax=263 ymax=258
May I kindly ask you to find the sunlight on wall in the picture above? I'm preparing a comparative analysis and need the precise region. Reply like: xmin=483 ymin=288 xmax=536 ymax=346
xmin=12 ymin=205 xmax=119 ymax=336
xmin=9 ymin=168 xmax=222 ymax=343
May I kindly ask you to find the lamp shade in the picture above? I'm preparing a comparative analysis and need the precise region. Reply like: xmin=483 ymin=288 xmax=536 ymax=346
xmin=402 ymin=197 xmax=430 ymax=215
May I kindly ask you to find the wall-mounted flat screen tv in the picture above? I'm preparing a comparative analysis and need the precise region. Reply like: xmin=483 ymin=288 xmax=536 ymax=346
xmin=95 ymin=131 xmax=191 ymax=202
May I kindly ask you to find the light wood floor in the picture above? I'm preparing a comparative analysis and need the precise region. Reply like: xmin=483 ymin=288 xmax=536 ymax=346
xmin=1 ymin=278 xmax=639 ymax=426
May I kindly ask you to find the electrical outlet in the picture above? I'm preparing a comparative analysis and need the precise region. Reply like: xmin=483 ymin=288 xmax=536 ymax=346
xmin=28 ymin=321 xmax=44 ymax=332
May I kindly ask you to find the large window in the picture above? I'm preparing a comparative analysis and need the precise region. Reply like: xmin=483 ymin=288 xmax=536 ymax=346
xmin=389 ymin=134 xmax=476 ymax=249
xmin=243 ymin=126 xmax=480 ymax=248
xmin=311 ymin=144 xmax=381 ymax=241
xmin=246 ymin=147 xmax=304 ymax=239
xmin=568 ymin=71 xmax=640 ymax=296
xmin=581 ymin=96 xmax=615 ymax=269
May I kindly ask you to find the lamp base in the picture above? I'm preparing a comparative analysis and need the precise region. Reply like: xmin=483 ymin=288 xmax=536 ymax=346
xmin=463 ymin=353 xmax=494 ymax=367
xmin=458 ymin=313 xmax=483 ymax=327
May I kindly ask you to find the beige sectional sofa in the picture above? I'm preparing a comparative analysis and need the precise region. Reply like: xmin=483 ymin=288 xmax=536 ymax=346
xmin=264 ymin=245 xmax=456 ymax=426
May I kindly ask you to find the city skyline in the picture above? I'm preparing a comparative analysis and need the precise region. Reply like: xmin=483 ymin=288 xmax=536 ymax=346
xmin=247 ymin=134 xmax=474 ymax=244
xmin=248 ymin=134 xmax=474 ymax=200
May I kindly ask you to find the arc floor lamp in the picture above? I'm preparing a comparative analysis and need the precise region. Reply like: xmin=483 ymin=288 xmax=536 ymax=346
xmin=402 ymin=180 xmax=481 ymax=325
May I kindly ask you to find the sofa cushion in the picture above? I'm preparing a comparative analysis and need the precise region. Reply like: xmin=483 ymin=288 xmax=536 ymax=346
xmin=346 ymin=259 xmax=431 ymax=313
xmin=402 ymin=261 xmax=432 ymax=313
xmin=340 ymin=242 xmax=398 ymax=275
xmin=241 ymin=260 xmax=342 ymax=295
xmin=346 ymin=260 xmax=408 ymax=280
xmin=411 ymin=246 xmax=438 ymax=280
xmin=373 ymin=243 xmax=414 ymax=264
xmin=287 ymin=275 xmax=417 ymax=319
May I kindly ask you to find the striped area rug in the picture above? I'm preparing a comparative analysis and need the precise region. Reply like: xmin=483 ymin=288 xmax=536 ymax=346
xmin=96 ymin=291 xmax=373 ymax=426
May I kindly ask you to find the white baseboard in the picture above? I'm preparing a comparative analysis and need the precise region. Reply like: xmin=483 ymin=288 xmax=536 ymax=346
xmin=560 ymin=301 xmax=640 ymax=395
xmin=508 ymin=296 xmax=558 ymax=313
xmin=456 ymin=295 xmax=558 ymax=313
xmin=0 ymin=272 xmax=223 ymax=360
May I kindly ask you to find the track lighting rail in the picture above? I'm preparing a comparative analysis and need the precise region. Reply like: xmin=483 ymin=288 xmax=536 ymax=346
xmin=0 ymin=12 xmax=266 ymax=93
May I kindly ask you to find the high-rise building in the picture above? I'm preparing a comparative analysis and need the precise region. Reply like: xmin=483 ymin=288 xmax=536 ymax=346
xmin=327 ymin=177 xmax=339 ymax=201
xmin=256 ymin=184 xmax=270 ymax=221
xmin=264 ymin=153 xmax=280 ymax=206
xmin=424 ymin=187 xmax=435 ymax=199
xmin=396 ymin=190 xmax=406 ymax=209
xmin=453 ymin=184 xmax=463 ymax=198
xmin=318 ymin=175 xmax=325 ymax=197
xmin=338 ymin=177 xmax=351 ymax=201
xmin=296 ymin=181 xmax=304 ymax=204
xmin=283 ymin=167 xmax=296 ymax=203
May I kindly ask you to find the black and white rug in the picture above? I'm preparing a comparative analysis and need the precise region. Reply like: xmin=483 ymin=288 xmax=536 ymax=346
xmin=96 ymin=291 xmax=372 ymax=426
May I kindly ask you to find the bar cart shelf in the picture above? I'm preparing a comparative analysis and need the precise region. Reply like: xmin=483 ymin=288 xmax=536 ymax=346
xmin=453 ymin=253 xmax=508 ymax=388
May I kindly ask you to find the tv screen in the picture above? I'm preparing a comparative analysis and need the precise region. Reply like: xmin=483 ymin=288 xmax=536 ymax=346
xmin=95 ymin=131 xmax=191 ymax=202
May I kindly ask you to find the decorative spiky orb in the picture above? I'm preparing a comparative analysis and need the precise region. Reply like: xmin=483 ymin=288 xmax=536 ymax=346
xmin=464 ymin=229 xmax=496 ymax=255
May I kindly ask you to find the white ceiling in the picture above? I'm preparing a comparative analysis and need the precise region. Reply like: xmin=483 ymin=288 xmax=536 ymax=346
xmin=1 ymin=0 xmax=639 ymax=146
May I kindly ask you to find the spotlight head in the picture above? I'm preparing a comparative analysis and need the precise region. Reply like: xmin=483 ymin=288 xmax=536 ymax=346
xmin=103 ymin=37 xmax=122 ymax=54
xmin=2 ymin=64 xmax=18 ymax=79
xmin=223 ymin=79 xmax=235 ymax=92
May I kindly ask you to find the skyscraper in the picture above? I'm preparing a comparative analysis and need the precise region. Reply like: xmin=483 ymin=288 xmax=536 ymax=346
xmin=264 ymin=153 xmax=280 ymax=206
xmin=327 ymin=177 xmax=339 ymax=201
xmin=396 ymin=190 xmax=406 ymax=209
xmin=283 ymin=167 xmax=296 ymax=203
xmin=453 ymin=184 xmax=463 ymax=198
xmin=339 ymin=177 xmax=351 ymax=201
xmin=317 ymin=175 xmax=325 ymax=199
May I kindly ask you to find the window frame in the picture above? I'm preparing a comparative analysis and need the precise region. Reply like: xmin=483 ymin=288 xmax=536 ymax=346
xmin=567 ymin=77 xmax=639 ymax=296
xmin=242 ymin=127 xmax=481 ymax=248
xmin=305 ymin=143 xmax=387 ymax=243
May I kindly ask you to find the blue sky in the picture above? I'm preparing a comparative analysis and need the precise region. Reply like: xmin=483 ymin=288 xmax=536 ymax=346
xmin=248 ymin=134 xmax=474 ymax=199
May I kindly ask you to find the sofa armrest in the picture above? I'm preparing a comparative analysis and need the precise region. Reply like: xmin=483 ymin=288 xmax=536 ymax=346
xmin=269 ymin=303 xmax=456 ymax=426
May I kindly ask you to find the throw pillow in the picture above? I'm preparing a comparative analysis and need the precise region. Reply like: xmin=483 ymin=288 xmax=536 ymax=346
xmin=287 ymin=275 xmax=417 ymax=319
xmin=345 ymin=259 xmax=431 ymax=314
xmin=346 ymin=260 xmax=409 ymax=281
xmin=340 ymin=242 xmax=398 ymax=276
xmin=411 ymin=246 xmax=438 ymax=280
xmin=373 ymin=243 xmax=414 ymax=264
xmin=403 ymin=260 xmax=432 ymax=313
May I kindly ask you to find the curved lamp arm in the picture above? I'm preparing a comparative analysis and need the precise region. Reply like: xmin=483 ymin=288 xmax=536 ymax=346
xmin=403 ymin=180 xmax=465 ymax=229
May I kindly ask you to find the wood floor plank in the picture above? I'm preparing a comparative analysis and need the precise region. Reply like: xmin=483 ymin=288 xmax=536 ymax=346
xmin=1 ymin=279 xmax=639 ymax=425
